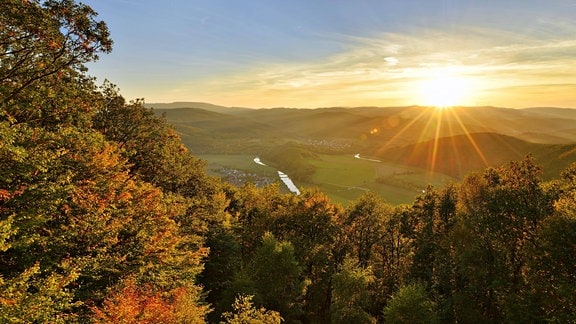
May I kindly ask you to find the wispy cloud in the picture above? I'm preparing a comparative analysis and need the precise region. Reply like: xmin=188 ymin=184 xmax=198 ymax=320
xmin=182 ymin=23 xmax=576 ymax=108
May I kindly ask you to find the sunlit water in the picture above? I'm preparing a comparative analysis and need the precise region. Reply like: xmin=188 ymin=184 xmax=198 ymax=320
xmin=253 ymin=157 xmax=300 ymax=195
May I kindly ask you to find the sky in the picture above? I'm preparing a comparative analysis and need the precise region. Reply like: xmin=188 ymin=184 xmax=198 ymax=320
xmin=83 ymin=0 xmax=576 ymax=108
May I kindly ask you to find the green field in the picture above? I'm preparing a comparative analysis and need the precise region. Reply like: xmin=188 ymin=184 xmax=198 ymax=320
xmin=166 ymin=106 xmax=576 ymax=202
xmin=305 ymin=154 xmax=455 ymax=205
xmin=197 ymin=153 xmax=456 ymax=206
xmin=198 ymin=154 xmax=276 ymax=176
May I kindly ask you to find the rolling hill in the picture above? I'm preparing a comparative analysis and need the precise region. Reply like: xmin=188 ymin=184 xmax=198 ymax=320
xmin=149 ymin=102 xmax=576 ymax=203
xmin=374 ymin=132 xmax=576 ymax=179
xmin=152 ymin=103 xmax=576 ymax=149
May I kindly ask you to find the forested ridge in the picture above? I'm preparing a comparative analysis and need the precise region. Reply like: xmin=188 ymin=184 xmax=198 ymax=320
xmin=1 ymin=1 xmax=576 ymax=323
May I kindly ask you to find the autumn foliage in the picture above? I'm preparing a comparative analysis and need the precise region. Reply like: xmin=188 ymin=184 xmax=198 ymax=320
xmin=92 ymin=279 xmax=208 ymax=324
xmin=2 ymin=1 xmax=576 ymax=323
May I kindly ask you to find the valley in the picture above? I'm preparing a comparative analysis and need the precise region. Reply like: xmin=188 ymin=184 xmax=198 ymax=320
xmin=150 ymin=102 xmax=576 ymax=205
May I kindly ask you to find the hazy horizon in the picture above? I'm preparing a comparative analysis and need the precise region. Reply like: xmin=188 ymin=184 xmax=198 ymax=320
xmin=146 ymin=101 xmax=576 ymax=110
xmin=84 ymin=1 xmax=576 ymax=109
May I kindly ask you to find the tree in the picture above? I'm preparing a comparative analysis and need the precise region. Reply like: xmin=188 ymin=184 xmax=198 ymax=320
xmin=1 ymin=0 xmax=111 ymax=124
xmin=0 ymin=261 xmax=80 ymax=323
xmin=525 ymin=212 xmax=576 ymax=323
xmin=1 ymin=1 xmax=215 ymax=321
xmin=343 ymin=192 xmax=391 ymax=268
xmin=524 ymin=164 xmax=576 ymax=322
xmin=93 ymin=90 xmax=225 ymax=254
xmin=383 ymin=283 xmax=438 ymax=324
xmin=272 ymin=190 xmax=344 ymax=322
xmin=368 ymin=204 xmax=414 ymax=319
xmin=454 ymin=157 xmax=554 ymax=321
xmin=248 ymin=233 xmax=305 ymax=320
xmin=225 ymin=188 xmax=345 ymax=322
xmin=402 ymin=185 xmax=459 ymax=321
xmin=222 ymin=295 xmax=283 ymax=324
xmin=93 ymin=91 xmax=217 ymax=199
xmin=429 ymin=185 xmax=458 ymax=322
xmin=330 ymin=257 xmax=376 ymax=324
xmin=406 ymin=187 xmax=438 ymax=284
xmin=199 ymin=223 xmax=243 ymax=323
xmin=0 ymin=125 xmax=97 ymax=319
xmin=92 ymin=278 xmax=210 ymax=324
xmin=218 ymin=232 xmax=304 ymax=322
xmin=0 ymin=125 xmax=209 ymax=318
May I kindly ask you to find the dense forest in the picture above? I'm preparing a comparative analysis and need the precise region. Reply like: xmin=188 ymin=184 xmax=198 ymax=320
xmin=1 ymin=1 xmax=576 ymax=323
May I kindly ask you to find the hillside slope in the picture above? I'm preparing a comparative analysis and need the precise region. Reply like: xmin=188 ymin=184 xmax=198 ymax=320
xmin=150 ymin=103 xmax=576 ymax=179
xmin=376 ymin=132 xmax=576 ymax=179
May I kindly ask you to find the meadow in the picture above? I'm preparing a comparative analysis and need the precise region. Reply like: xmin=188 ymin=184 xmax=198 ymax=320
xmin=199 ymin=152 xmax=455 ymax=205
xmin=158 ymin=103 xmax=576 ymax=205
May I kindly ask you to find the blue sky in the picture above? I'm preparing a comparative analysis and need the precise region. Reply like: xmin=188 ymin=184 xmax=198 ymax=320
xmin=84 ymin=0 xmax=576 ymax=108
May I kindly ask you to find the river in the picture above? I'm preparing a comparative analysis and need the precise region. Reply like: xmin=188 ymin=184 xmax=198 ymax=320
xmin=253 ymin=157 xmax=301 ymax=195
xmin=354 ymin=153 xmax=381 ymax=162
xmin=252 ymin=154 xmax=379 ymax=195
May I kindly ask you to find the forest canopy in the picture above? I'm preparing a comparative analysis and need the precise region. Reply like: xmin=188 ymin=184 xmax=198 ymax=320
xmin=1 ymin=1 xmax=576 ymax=323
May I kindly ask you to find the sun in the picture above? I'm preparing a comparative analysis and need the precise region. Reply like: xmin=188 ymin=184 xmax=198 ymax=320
xmin=416 ymin=75 xmax=474 ymax=108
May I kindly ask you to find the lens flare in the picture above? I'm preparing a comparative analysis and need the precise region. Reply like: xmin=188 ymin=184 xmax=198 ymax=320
xmin=416 ymin=75 xmax=473 ymax=108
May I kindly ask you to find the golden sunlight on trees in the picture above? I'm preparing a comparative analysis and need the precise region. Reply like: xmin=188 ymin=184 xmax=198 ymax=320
xmin=330 ymin=257 xmax=376 ymax=324
xmin=1 ymin=1 xmax=215 ymax=321
xmin=222 ymin=295 xmax=283 ymax=324
xmin=2 ymin=1 xmax=576 ymax=322
xmin=1 ymin=0 xmax=111 ymax=124
xmin=92 ymin=278 xmax=209 ymax=324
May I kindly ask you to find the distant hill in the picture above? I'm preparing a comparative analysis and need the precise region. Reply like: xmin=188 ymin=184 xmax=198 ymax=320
xmin=146 ymin=102 xmax=251 ymax=114
xmin=154 ymin=107 xmax=289 ymax=154
xmin=150 ymin=104 xmax=576 ymax=179
xmin=149 ymin=104 xmax=576 ymax=143
xmin=233 ymin=106 xmax=576 ymax=146
xmin=156 ymin=107 xmax=273 ymax=136
xmin=522 ymin=107 xmax=576 ymax=119
xmin=376 ymin=132 xmax=576 ymax=179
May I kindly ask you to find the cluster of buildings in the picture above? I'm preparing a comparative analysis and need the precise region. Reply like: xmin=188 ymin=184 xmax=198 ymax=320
xmin=218 ymin=167 xmax=275 ymax=188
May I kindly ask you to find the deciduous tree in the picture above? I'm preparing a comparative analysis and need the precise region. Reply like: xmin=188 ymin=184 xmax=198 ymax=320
xmin=383 ymin=283 xmax=438 ymax=324
xmin=1 ymin=0 xmax=111 ymax=124
xmin=454 ymin=156 xmax=553 ymax=321
xmin=222 ymin=295 xmax=283 ymax=324
xmin=330 ymin=257 xmax=376 ymax=324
